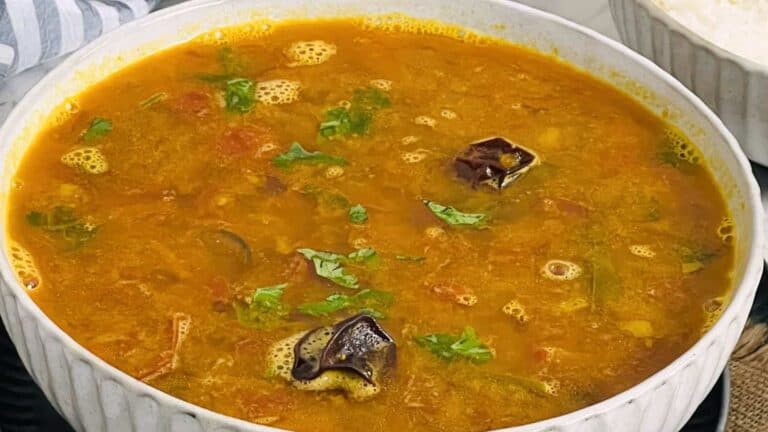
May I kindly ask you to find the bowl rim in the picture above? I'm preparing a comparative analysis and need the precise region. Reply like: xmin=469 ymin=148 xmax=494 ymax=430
xmin=633 ymin=0 xmax=768 ymax=76
xmin=0 ymin=0 xmax=763 ymax=431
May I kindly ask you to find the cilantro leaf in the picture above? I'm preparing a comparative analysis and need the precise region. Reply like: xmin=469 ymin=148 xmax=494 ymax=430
xmin=297 ymin=248 xmax=347 ymax=263
xmin=219 ymin=46 xmax=244 ymax=75
xmin=352 ymin=87 xmax=391 ymax=110
xmin=347 ymin=247 xmax=376 ymax=263
xmin=302 ymin=185 xmax=350 ymax=208
xmin=297 ymin=289 xmax=393 ymax=317
xmin=61 ymin=224 xmax=99 ymax=249
xmin=235 ymin=283 xmax=289 ymax=328
xmin=396 ymin=255 xmax=426 ymax=261
xmin=25 ymin=211 xmax=47 ymax=227
xmin=273 ymin=142 xmax=347 ymax=169
xmin=349 ymin=204 xmax=368 ymax=224
xmin=298 ymin=293 xmax=354 ymax=316
xmin=678 ymin=245 xmax=718 ymax=274
xmin=415 ymin=326 xmax=493 ymax=364
xmin=250 ymin=284 xmax=288 ymax=311
xmin=423 ymin=200 xmax=486 ymax=227
xmin=319 ymin=86 xmax=390 ymax=139
xmin=139 ymin=92 xmax=168 ymax=109
xmin=313 ymin=259 xmax=359 ymax=289
xmin=355 ymin=288 xmax=393 ymax=309
xmin=26 ymin=206 xmax=98 ymax=249
xmin=225 ymin=78 xmax=255 ymax=113
xmin=319 ymin=107 xmax=355 ymax=138
xmin=82 ymin=118 xmax=112 ymax=141
xmin=197 ymin=73 xmax=235 ymax=83
xmin=296 ymin=247 xmax=378 ymax=289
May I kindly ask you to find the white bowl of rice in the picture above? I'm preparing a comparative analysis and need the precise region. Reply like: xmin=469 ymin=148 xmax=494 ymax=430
xmin=609 ymin=0 xmax=768 ymax=166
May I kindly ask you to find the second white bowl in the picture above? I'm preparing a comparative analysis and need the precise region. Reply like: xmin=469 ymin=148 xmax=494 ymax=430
xmin=609 ymin=0 xmax=768 ymax=166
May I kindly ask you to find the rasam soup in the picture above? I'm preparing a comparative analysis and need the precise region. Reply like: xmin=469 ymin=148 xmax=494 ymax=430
xmin=6 ymin=18 xmax=735 ymax=432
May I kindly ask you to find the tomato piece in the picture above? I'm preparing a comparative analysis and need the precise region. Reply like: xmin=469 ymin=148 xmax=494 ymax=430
xmin=175 ymin=90 xmax=212 ymax=117
xmin=426 ymin=281 xmax=478 ymax=306
xmin=217 ymin=124 xmax=275 ymax=157
xmin=207 ymin=277 xmax=231 ymax=312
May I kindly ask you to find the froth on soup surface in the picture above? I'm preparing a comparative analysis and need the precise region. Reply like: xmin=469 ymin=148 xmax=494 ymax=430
xmin=7 ymin=18 xmax=734 ymax=432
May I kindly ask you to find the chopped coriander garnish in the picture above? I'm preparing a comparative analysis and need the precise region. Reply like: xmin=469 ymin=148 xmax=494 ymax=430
xmin=395 ymin=255 xmax=426 ymax=261
xmin=319 ymin=107 xmax=363 ymax=138
xmin=298 ymin=293 xmax=354 ymax=316
xmin=26 ymin=206 xmax=98 ymax=249
xmin=348 ymin=204 xmax=368 ymax=224
xmin=219 ymin=46 xmax=244 ymax=75
xmin=197 ymin=73 xmax=235 ymax=84
xmin=297 ymin=248 xmax=359 ymax=289
xmin=347 ymin=247 xmax=376 ymax=262
xmin=297 ymin=248 xmax=347 ymax=263
xmin=234 ymin=283 xmax=288 ymax=328
xmin=82 ymin=118 xmax=112 ymax=141
xmin=587 ymin=248 xmax=623 ymax=311
xmin=225 ymin=78 xmax=255 ymax=113
xmin=319 ymin=86 xmax=390 ymax=139
xmin=314 ymin=259 xmax=359 ymax=289
xmin=298 ymin=288 xmax=393 ymax=317
xmin=415 ymin=326 xmax=493 ymax=364
xmin=296 ymin=247 xmax=377 ymax=289
xmin=139 ymin=92 xmax=168 ymax=109
xmin=423 ymin=200 xmax=486 ymax=227
xmin=250 ymin=284 xmax=288 ymax=311
xmin=302 ymin=185 xmax=350 ymax=208
xmin=352 ymin=86 xmax=391 ymax=111
xmin=678 ymin=246 xmax=718 ymax=274
xmin=273 ymin=143 xmax=347 ymax=169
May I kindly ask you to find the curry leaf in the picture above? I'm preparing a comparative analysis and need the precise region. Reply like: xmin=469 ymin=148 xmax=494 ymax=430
xmin=349 ymin=204 xmax=368 ymax=224
xmin=82 ymin=118 xmax=112 ymax=141
xmin=415 ymin=326 xmax=493 ymax=364
xmin=273 ymin=143 xmax=347 ymax=169
xmin=423 ymin=200 xmax=486 ymax=227
xmin=225 ymin=78 xmax=255 ymax=113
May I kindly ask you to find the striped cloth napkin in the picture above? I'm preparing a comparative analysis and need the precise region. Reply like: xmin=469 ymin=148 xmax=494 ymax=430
xmin=0 ymin=0 xmax=157 ymax=80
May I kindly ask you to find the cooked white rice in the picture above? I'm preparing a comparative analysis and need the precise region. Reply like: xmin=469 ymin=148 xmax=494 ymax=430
xmin=652 ymin=0 xmax=768 ymax=67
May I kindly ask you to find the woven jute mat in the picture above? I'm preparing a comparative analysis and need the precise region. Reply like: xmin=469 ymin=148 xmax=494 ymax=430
xmin=727 ymin=322 xmax=768 ymax=432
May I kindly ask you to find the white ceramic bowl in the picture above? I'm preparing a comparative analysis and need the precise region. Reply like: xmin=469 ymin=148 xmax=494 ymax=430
xmin=609 ymin=0 xmax=768 ymax=166
xmin=0 ymin=1 xmax=763 ymax=431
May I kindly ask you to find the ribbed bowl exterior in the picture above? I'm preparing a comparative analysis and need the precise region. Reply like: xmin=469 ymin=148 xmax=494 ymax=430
xmin=609 ymin=0 xmax=768 ymax=166
xmin=0 ymin=275 xmax=753 ymax=432
xmin=0 ymin=1 xmax=763 ymax=431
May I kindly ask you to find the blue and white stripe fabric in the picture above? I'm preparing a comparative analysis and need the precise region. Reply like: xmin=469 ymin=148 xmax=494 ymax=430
xmin=0 ymin=0 xmax=157 ymax=81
